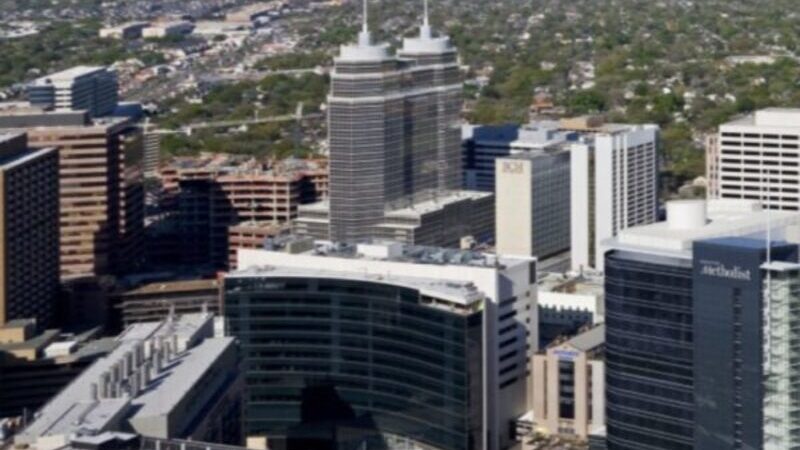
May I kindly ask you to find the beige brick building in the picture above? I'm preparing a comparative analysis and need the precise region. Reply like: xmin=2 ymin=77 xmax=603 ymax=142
xmin=532 ymin=324 xmax=605 ymax=440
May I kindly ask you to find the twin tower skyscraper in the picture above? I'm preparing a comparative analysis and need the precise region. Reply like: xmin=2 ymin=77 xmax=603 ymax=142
xmin=295 ymin=0 xmax=494 ymax=246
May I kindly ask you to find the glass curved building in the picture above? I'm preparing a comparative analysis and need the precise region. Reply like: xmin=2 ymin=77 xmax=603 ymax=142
xmin=224 ymin=272 xmax=485 ymax=450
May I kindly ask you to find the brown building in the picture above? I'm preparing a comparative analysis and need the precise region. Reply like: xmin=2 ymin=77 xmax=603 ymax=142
xmin=532 ymin=324 xmax=605 ymax=440
xmin=154 ymin=154 xmax=327 ymax=269
xmin=227 ymin=222 xmax=289 ymax=270
xmin=26 ymin=118 xmax=145 ymax=277
xmin=113 ymin=278 xmax=221 ymax=327
xmin=0 ymin=133 xmax=60 ymax=327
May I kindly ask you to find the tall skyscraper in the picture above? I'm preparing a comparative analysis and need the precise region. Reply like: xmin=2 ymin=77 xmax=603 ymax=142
xmin=229 ymin=240 xmax=537 ymax=450
xmin=0 ymin=133 xmax=59 ymax=327
xmin=295 ymin=1 xmax=493 ymax=246
xmin=708 ymin=108 xmax=800 ymax=210
xmin=604 ymin=199 xmax=800 ymax=450
xmin=26 ymin=66 xmax=119 ymax=117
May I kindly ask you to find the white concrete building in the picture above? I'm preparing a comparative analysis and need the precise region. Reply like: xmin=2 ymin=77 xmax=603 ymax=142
xmin=570 ymin=121 xmax=659 ymax=272
xmin=710 ymin=108 xmax=800 ymax=211
xmin=236 ymin=240 xmax=538 ymax=450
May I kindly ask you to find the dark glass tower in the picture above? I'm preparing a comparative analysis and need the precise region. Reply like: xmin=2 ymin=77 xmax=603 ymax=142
xmin=224 ymin=274 xmax=484 ymax=450
xmin=604 ymin=251 xmax=695 ymax=450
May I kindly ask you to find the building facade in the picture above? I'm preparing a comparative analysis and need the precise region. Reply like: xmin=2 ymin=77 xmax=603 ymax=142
xmin=26 ymin=118 xmax=145 ymax=277
xmin=710 ymin=108 xmax=800 ymax=211
xmin=0 ymin=133 xmax=60 ymax=327
xmin=762 ymin=261 xmax=800 ymax=449
xmin=225 ymin=272 xmax=484 ymax=450
xmin=230 ymin=241 xmax=538 ymax=450
xmin=571 ymin=121 xmax=659 ymax=272
xmin=604 ymin=199 xmax=800 ymax=450
xmin=495 ymin=150 xmax=571 ymax=259
xmin=156 ymin=155 xmax=327 ymax=269
xmin=26 ymin=66 xmax=119 ymax=117
xmin=113 ymin=279 xmax=221 ymax=327
xmin=532 ymin=325 xmax=605 ymax=440
xmin=692 ymin=238 xmax=797 ymax=449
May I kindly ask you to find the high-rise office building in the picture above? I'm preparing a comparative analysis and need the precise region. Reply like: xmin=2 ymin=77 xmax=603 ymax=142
xmin=294 ymin=3 xmax=493 ymax=246
xmin=495 ymin=149 xmax=571 ymax=259
xmin=0 ymin=133 xmax=60 ymax=327
xmin=709 ymin=108 xmax=800 ymax=210
xmin=23 ymin=117 xmax=144 ymax=277
xmin=228 ymin=240 xmax=537 ymax=450
xmin=604 ymin=199 xmax=800 ymax=450
xmin=26 ymin=66 xmax=119 ymax=117
xmin=570 ymin=117 xmax=659 ymax=272
xmin=461 ymin=118 xmax=658 ymax=269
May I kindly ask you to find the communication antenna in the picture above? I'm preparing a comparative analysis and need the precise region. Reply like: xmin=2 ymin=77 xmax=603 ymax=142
xmin=421 ymin=0 xmax=432 ymax=39
xmin=358 ymin=0 xmax=371 ymax=45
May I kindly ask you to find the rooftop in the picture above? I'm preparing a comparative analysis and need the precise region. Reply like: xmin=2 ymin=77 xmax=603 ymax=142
xmin=119 ymin=279 xmax=219 ymax=297
xmin=722 ymin=107 xmax=800 ymax=129
xmin=608 ymin=199 xmax=800 ymax=258
xmin=565 ymin=324 xmax=605 ymax=352
xmin=229 ymin=265 xmax=485 ymax=309
xmin=16 ymin=313 xmax=217 ymax=447
xmin=251 ymin=239 xmax=528 ymax=270
xmin=30 ymin=66 xmax=109 ymax=85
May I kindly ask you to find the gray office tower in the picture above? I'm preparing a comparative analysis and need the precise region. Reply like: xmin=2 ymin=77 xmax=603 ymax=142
xmin=26 ymin=66 xmax=119 ymax=117
xmin=604 ymin=199 xmax=800 ymax=450
xmin=294 ymin=4 xmax=493 ymax=246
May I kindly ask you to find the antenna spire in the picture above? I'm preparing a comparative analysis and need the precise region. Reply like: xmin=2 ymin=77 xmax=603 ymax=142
xmin=420 ymin=0 xmax=432 ymax=39
xmin=358 ymin=0 xmax=371 ymax=45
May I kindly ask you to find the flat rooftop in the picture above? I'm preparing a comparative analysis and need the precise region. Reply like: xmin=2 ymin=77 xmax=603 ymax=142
xmin=131 ymin=337 xmax=235 ymax=419
xmin=722 ymin=108 xmax=800 ymax=129
xmin=229 ymin=265 xmax=485 ymax=308
xmin=608 ymin=199 xmax=800 ymax=258
xmin=30 ymin=66 xmax=108 ymax=84
xmin=263 ymin=239 xmax=528 ymax=270
xmin=383 ymin=190 xmax=492 ymax=218
xmin=120 ymin=279 xmax=219 ymax=297
xmin=17 ymin=313 xmax=215 ymax=445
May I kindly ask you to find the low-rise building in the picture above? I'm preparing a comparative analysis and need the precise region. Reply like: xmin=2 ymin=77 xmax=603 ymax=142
xmin=532 ymin=325 xmax=605 ymax=441
xmin=99 ymin=22 xmax=149 ymax=40
xmin=538 ymin=273 xmax=604 ymax=348
xmin=113 ymin=279 xmax=221 ymax=327
xmin=0 ymin=320 xmax=114 ymax=420
xmin=15 ymin=313 xmax=242 ymax=450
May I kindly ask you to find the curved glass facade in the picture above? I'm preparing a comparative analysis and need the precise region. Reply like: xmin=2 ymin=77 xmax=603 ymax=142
xmin=604 ymin=251 xmax=694 ymax=450
xmin=224 ymin=276 xmax=483 ymax=450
